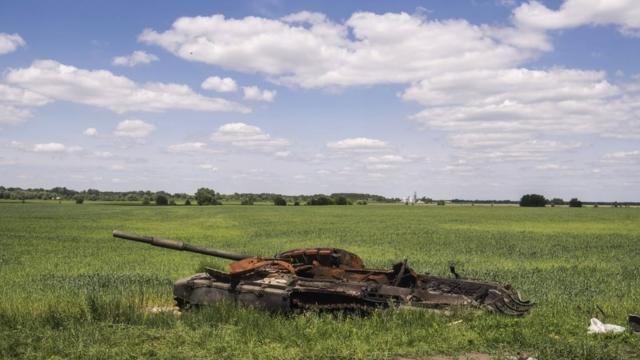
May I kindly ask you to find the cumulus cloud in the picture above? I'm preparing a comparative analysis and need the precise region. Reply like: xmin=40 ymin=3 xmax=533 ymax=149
xmin=403 ymin=67 xmax=640 ymax=160
xmin=112 ymin=50 xmax=159 ymax=67
xmin=327 ymin=137 xmax=388 ymax=151
xmin=139 ymin=11 xmax=538 ymax=88
xmin=201 ymin=76 xmax=237 ymax=92
xmin=603 ymin=150 xmax=640 ymax=164
xmin=0 ymin=33 xmax=25 ymax=55
xmin=113 ymin=119 xmax=155 ymax=138
xmin=513 ymin=0 xmax=640 ymax=35
xmin=167 ymin=142 xmax=220 ymax=154
xmin=198 ymin=164 xmax=218 ymax=171
xmin=11 ymin=141 xmax=82 ymax=154
xmin=0 ymin=84 xmax=51 ymax=124
xmin=211 ymin=122 xmax=289 ymax=152
xmin=6 ymin=60 xmax=250 ymax=114
xmin=84 ymin=128 xmax=98 ymax=136
xmin=243 ymin=86 xmax=276 ymax=102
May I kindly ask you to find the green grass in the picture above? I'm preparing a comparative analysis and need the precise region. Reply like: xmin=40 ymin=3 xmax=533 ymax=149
xmin=1 ymin=202 xmax=639 ymax=359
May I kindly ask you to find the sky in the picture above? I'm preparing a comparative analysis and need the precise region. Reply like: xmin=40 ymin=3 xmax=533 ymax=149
xmin=0 ymin=0 xmax=639 ymax=201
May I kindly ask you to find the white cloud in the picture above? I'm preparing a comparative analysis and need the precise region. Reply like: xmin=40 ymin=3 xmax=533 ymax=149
xmin=0 ymin=33 xmax=25 ymax=55
xmin=93 ymin=151 xmax=113 ymax=158
xmin=110 ymin=164 xmax=126 ymax=171
xmin=167 ymin=142 xmax=209 ymax=154
xmin=603 ymin=150 xmax=640 ymax=163
xmin=274 ymin=151 xmax=290 ymax=157
xmin=327 ymin=137 xmax=388 ymax=151
xmin=139 ymin=11 xmax=538 ymax=88
xmin=6 ymin=60 xmax=250 ymax=114
xmin=11 ymin=141 xmax=82 ymax=154
xmin=403 ymin=68 xmax=640 ymax=154
xmin=201 ymin=76 xmax=237 ymax=92
xmin=198 ymin=164 xmax=218 ymax=171
xmin=0 ymin=84 xmax=51 ymax=125
xmin=513 ymin=0 xmax=640 ymax=35
xmin=211 ymin=122 xmax=289 ymax=152
xmin=535 ymin=163 xmax=567 ymax=170
xmin=243 ymin=86 xmax=276 ymax=102
xmin=112 ymin=50 xmax=159 ymax=67
xmin=0 ymin=104 xmax=32 ymax=125
xmin=365 ymin=154 xmax=410 ymax=163
xmin=113 ymin=119 xmax=155 ymax=138
xmin=84 ymin=127 xmax=98 ymax=136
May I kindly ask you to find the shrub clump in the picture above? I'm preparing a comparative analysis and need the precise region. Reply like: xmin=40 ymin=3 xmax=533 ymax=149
xmin=568 ymin=198 xmax=583 ymax=207
xmin=195 ymin=188 xmax=221 ymax=205
xmin=155 ymin=194 xmax=169 ymax=206
xmin=273 ymin=197 xmax=287 ymax=206
xmin=307 ymin=196 xmax=334 ymax=206
xmin=519 ymin=194 xmax=547 ymax=207
xmin=74 ymin=195 xmax=84 ymax=204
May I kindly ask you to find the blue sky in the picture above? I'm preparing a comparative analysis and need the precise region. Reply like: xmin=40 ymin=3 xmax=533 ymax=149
xmin=1 ymin=0 xmax=639 ymax=201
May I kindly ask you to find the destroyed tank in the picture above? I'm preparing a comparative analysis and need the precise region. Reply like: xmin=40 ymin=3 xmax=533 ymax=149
xmin=112 ymin=230 xmax=533 ymax=316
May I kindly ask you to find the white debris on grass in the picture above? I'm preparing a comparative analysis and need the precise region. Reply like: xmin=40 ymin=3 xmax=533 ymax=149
xmin=147 ymin=306 xmax=181 ymax=316
xmin=588 ymin=318 xmax=625 ymax=334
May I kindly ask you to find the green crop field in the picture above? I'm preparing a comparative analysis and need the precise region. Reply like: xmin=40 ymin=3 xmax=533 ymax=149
xmin=1 ymin=202 xmax=639 ymax=359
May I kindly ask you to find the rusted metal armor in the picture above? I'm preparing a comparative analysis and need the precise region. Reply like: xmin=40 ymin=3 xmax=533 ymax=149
xmin=113 ymin=230 xmax=532 ymax=316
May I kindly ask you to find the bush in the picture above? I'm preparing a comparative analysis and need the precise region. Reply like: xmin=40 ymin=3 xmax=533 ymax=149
xmin=519 ymin=194 xmax=547 ymax=207
xmin=307 ymin=196 xmax=334 ymax=206
xmin=155 ymin=194 xmax=169 ymax=206
xmin=141 ymin=197 xmax=150 ymax=205
xmin=74 ymin=195 xmax=84 ymax=204
xmin=169 ymin=198 xmax=176 ymax=206
xmin=273 ymin=197 xmax=287 ymax=206
xmin=241 ymin=198 xmax=254 ymax=205
xmin=436 ymin=200 xmax=445 ymax=206
xmin=293 ymin=201 xmax=300 ymax=206
xmin=550 ymin=198 xmax=564 ymax=206
xmin=568 ymin=198 xmax=583 ymax=207
xmin=195 ymin=187 xmax=220 ymax=205
xmin=356 ymin=200 xmax=367 ymax=205
xmin=334 ymin=196 xmax=349 ymax=205
xmin=184 ymin=199 xmax=191 ymax=206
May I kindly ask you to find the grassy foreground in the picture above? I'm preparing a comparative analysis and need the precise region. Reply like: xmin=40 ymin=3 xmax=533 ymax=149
xmin=0 ymin=202 xmax=639 ymax=359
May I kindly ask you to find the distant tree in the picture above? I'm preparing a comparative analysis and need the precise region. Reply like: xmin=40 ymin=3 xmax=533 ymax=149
xmin=568 ymin=198 xmax=583 ymax=208
xmin=550 ymin=198 xmax=564 ymax=206
xmin=519 ymin=194 xmax=547 ymax=207
xmin=155 ymin=194 xmax=169 ymax=206
xmin=241 ymin=197 xmax=254 ymax=205
xmin=420 ymin=197 xmax=433 ymax=204
xmin=74 ymin=195 xmax=84 ymax=204
xmin=169 ymin=198 xmax=176 ymax=205
xmin=273 ymin=196 xmax=287 ymax=206
xmin=334 ymin=196 xmax=349 ymax=205
xmin=436 ymin=200 xmax=445 ymax=206
xmin=125 ymin=194 xmax=138 ymax=202
xmin=141 ymin=196 xmax=151 ymax=205
xmin=356 ymin=200 xmax=368 ymax=205
xmin=195 ymin=187 xmax=220 ymax=205
xmin=184 ymin=199 xmax=192 ymax=206
xmin=293 ymin=201 xmax=300 ymax=206
xmin=307 ymin=196 xmax=334 ymax=206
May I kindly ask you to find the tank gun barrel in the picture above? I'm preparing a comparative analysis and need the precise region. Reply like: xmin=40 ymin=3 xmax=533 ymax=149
xmin=112 ymin=230 xmax=249 ymax=261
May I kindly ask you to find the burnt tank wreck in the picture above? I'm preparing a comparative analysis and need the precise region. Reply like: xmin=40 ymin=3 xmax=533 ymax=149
xmin=113 ymin=230 xmax=532 ymax=316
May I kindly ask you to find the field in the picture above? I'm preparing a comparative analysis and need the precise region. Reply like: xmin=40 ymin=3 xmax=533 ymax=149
xmin=1 ymin=202 xmax=639 ymax=359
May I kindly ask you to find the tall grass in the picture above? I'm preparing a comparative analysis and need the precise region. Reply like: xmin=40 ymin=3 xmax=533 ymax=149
xmin=0 ymin=202 xmax=638 ymax=358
